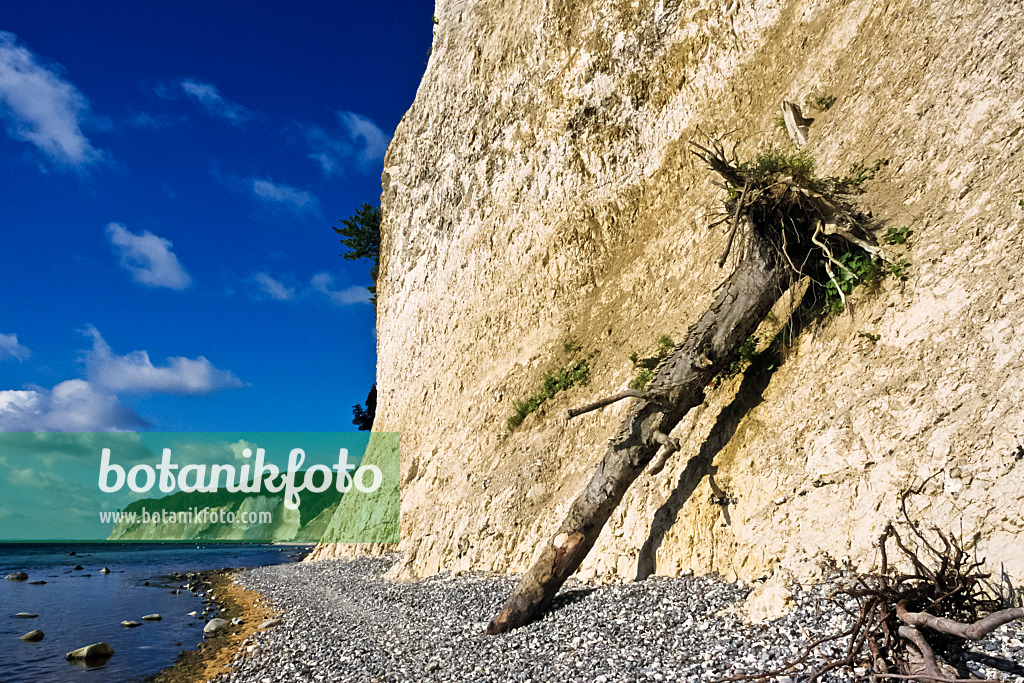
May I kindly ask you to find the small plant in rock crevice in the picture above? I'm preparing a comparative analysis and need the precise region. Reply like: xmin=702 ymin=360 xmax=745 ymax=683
xmin=806 ymin=89 xmax=837 ymax=112
xmin=707 ymin=335 xmax=759 ymax=388
xmin=628 ymin=335 xmax=676 ymax=390
xmin=507 ymin=344 xmax=592 ymax=431
xmin=883 ymin=225 xmax=912 ymax=244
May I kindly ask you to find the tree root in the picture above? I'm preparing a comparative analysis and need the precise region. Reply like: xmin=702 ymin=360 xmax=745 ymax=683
xmin=897 ymin=604 xmax=1024 ymax=642
xmin=713 ymin=485 xmax=1023 ymax=683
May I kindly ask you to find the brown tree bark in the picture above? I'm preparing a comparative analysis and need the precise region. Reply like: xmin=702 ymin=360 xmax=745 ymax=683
xmin=486 ymin=224 xmax=795 ymax=634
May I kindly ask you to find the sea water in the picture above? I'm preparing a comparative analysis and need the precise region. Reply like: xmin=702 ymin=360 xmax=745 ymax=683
xmin=0 ymin=543 xmax=307 ymax=682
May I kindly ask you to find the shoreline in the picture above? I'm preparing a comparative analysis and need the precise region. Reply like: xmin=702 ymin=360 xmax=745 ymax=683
xmin=174 ymin=555 xmax=1024 ymax=683
xmin=145 ymin=569 xmax=275 ymax=683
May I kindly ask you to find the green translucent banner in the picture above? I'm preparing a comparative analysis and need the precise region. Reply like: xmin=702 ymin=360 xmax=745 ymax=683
xmin=0 ymin=432 xmax=399 ymax=543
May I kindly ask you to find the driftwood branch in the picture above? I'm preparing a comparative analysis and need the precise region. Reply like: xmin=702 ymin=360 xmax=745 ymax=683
xmin=898 ymin=624 xmax=942 ymax=681
xmin=870 ymin=674 xmax=994 ymax=683
xmin=718 ymin=487 xmax=1024 ymax=683
xmin=898 ymin=603 xmax=1024 ymax=641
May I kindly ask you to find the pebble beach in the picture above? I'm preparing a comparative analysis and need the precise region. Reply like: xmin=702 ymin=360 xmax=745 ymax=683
xmin=213 ymin=555 xmax=1024 ymax=683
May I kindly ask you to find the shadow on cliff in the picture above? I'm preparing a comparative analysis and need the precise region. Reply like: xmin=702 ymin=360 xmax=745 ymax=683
xmin=636 ymin=345 xmax=781 ymax=580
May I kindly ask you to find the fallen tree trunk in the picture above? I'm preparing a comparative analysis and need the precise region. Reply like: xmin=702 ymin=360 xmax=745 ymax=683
xmin=486 ymin=224 xmax=794 ymax=634
xmin=487 ymin=135 xmax=881 ymax=634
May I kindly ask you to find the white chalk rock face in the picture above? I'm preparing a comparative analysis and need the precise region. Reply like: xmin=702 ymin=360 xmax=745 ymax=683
xmin=310 ymin=0 xmax=1024 ymax=590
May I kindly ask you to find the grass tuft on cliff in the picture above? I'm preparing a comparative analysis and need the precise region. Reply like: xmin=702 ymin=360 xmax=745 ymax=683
xmin=628 ymin=335 xmax=676 ymax=390
xmin=507 ymin=345 xmax=591 ymax=431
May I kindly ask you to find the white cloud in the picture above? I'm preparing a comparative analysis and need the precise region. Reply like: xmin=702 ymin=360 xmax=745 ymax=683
xmin=306 ymin=110 xmax=389 ymax=175
xmin=253 ymin=272 xmax=295 ymax=301
xmin=310 ymin=272 xmax=372 ymax=306
xmin=83 ymin=326 xmax=244 ymax=396
xmin=0 ymin=333 xmax=30 ymax=361
xmin=0 ymin=380 xmax=148 ymax=431
xmin=0 ymin=31 xmax=104 ymax=169
xmin=106 ymin=222 xmax=192 ymax=290
xmin=250 ymin=178 xmax=321 ymax=215
xmin=178 ymin=78 xmax=253 ymax=124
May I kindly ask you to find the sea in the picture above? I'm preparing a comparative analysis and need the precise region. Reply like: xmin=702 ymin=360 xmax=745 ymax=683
xmin=0 ymin=543 xmax=309 ymax=683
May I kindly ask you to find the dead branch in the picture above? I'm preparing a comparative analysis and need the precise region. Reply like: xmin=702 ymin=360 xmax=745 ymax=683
xmin=898 ymin=603 xmax=1024 ymax=641
xmin=721 ymin=486 xmax=1023 ymax=683
xmin=899 ymin=624 xmax=942 ymax=680
xmin=719 ymin=181 xmax=749 ymax=267
xmin=567 ymin=390 xmax=648 ymax=419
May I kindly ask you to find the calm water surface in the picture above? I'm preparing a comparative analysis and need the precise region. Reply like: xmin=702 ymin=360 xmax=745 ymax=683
xmin=0 ymin=543 xmax=308 ymax=683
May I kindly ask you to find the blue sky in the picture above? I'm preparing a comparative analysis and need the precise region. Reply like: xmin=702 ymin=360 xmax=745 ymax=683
xmin=0 ymin=1 xmax=433 ymax=432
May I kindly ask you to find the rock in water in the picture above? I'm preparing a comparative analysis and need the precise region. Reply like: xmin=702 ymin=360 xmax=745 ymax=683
xmin=99 ymin=567 xmax=110 ymax=574
xmin=29 ymin=580 xmax=46 ymax=585
xmin=13 ymin=613 xmax=38 ymax=618
xmin=65 ymin=643 xmax=114 ymax=661
xmin=20 ymin=630 xmax=44 ymax=642
xmin=5 ymin=571 xmax=28 ymax=581
xmin=121 ymin=620 xmax=142 ymax=628
xmin=72 ymin=565 xmax=83 ymax=571
xmin=203 ymin=618 xmax=229 ymax=635
xmin=141 ymin=613 xmax=161 ymax=621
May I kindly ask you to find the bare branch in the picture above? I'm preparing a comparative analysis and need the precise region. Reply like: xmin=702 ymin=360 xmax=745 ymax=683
xmin=898 ymin=624 xmax=942 ymax=680
xmin=897 ymin=603 xmax=1024 ymax=641
xmin=719 ymin=181 xmax=749 ymax=267
xmin=566 ymin=390 xmax=648 ymax=418
xmin=870 ymin=674 xmax=996 ymax=683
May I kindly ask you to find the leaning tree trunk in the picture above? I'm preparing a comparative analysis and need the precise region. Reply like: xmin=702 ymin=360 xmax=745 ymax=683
xmin=486 ymin=223 xmax=795 ymax=634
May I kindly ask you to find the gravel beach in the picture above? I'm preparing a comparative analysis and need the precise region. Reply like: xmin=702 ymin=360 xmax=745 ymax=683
xmin=216 ymin=556 xmax=1024 ymax=683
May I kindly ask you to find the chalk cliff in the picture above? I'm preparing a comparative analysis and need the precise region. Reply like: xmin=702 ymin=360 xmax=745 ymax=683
xmin=313 ymin=0 xmax=1024 ymax=586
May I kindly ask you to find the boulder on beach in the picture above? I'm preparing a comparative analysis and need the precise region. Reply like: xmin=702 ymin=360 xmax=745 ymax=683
xmin=5 ymin=571 xmax=28 ymax=581
xmin=231 ymin=617 xmax=244 ymax=625
xmin=142 ymin=613 xmax=162 ymax=621
xmin=20 ymin=630 xmax=44 ymax=642
xmin=13 ymin=613 xmax=38 ymax=618
xmin=203 ymin=618 xmax=229 ymax=635
xmin=65 ymin=642 xmax=114 ymax=661
xmin=258 ymin=617 xmax=284 ymax=629
xmin=121 ymin=620 xmax=142 ymax=628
